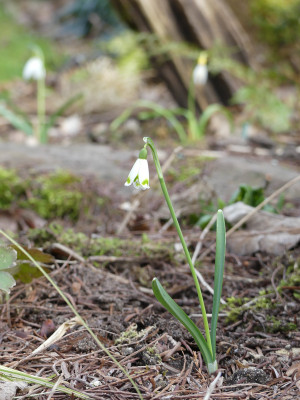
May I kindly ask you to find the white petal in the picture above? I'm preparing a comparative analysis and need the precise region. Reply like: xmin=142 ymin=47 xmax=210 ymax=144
xmin=138 ymin=159 xmax=150 ymax=189
xmin=193 ymin=64 xmax=208 ymax=86
xmin=124 ymin=159 xmax=141 ymax=186
xmin=23 ymin=57 xmax=46 ymax=81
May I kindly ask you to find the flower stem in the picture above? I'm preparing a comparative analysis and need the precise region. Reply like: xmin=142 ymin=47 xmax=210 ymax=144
xmin=37 ymin=76 xmax=46 ymax=143
xmin=144 ymin=137 xmax=213 ymax=357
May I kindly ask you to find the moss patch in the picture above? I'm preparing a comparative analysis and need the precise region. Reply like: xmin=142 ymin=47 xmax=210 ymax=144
xmin=0 ymin=167 xmax=27 ymax=209
xmin=24 ymin=171 xmax=83 ymax=220
xmin=29 ymin=223 xmax=175 ymax=262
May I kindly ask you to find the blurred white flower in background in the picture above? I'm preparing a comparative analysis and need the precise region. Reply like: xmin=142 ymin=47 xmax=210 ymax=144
xmin=193 ymin=52 xmax=208 ymax=86
xmin=23 ymin=57 xmax=46 ymax=81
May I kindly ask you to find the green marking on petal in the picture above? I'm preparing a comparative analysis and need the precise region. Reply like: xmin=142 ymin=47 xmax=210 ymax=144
xmin=142 ymin=179 xmax=149 ymax=185
xmin=126 ymin=177 xmax=131 ymax=184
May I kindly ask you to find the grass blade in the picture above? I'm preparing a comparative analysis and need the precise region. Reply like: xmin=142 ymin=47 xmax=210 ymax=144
xmin=152 ymin=277 xmax=213 ymax=365
xmin=0 ymin=103 xmax=33 ymax=136
xmin=110 ymin=100 xmax=187 ymax=143
xmin=197 ymin=104 xmax=233 ymax=138
xmin=210 ymin=210 xmax=226 ymax=358
xmin=0 ymin=366 xmax=90 ymax=399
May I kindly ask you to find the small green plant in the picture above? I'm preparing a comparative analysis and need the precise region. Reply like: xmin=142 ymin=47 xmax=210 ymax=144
xmin=0 ymin=46 xmax=82 ymax=144
xmin=111 ymin=54 xmax=232 ymax=143
xmin=124 ymin=137 xmax=226 ymax=374
xmin=111 ymin=99 xmax=232 ymax=143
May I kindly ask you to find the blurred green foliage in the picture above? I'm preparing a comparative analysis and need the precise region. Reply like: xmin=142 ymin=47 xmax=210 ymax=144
xmin=0 ymin=168 xmax=27 ymax=209
xmin=231 ymin=85 xmax=292 ymax=133
xmin=209 ymin=45 xmax=294 ymax=133
xmin=251 ymin=0 xmax=300 ymax=48
xmin=99 ymin=31 xmax=149 ymax=74
xmin=0 ymin=4 xmax=59 ymax=82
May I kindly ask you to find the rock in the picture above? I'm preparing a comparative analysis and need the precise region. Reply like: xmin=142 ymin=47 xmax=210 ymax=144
xmin=206 ymin=155 xmax=300 ymax=203
xmin=0 ymin=142 xmax=136 ymax=196
xmin=223 ymin=202 xmax=300 ymax=255
xmin=226 ymin=367 xmax=269 ymax=386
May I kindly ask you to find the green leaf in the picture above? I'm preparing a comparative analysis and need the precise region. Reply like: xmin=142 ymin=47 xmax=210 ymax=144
xmin=152 ymin=277 xmax=213 ymax=365
xmin=210 ymin=210 xmax=226 ymax=358
xmin=0 ymin=271 xmax=16 ymax=294
xmin=13 ymin=262 xmax=50 ymax=284
xmin=110 ymin=99 xmax=188 ymax=143
xmin=197 ymin=104 xmax=233 ymax=137
xmin=0 ymin=246 xmax=17 ymax=270
xmin=12 ymin=246 xmax=54 ymax=264
xmin=0 ymin=103 xmax=33 ymax=136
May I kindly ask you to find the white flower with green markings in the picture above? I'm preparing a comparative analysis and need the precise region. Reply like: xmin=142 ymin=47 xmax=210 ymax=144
xmin=125 ymin=148 xmax=150 ymax=190
xmin=23 ymin=57 xmax=46 ymax=81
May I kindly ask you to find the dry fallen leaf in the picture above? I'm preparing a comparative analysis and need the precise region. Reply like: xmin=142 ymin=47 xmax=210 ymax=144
xmin=40 ymin=319 xmax=56 ymax=338
xmin=32 ymin=316 xmax=82 ymax=356
xmin=286 ymin=361 xmax=300 ymax=378
xmin=223 ymin=202 xmax=300 ymax=255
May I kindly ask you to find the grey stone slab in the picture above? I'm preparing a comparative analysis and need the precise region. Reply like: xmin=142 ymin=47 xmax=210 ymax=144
xmin=206 ymin=155 xmax=300 ymax=202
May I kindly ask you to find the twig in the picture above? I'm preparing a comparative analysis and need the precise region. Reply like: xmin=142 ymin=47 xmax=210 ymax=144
xmin=271 ymin=264 xmax=284 ymax=302
xmin=203 ymin=371 xmax=222 ymax=400
xmin=49 ymin=243 xmax=85 ymax=263
xmin=46 ymin=376 xmax=63 ymax=400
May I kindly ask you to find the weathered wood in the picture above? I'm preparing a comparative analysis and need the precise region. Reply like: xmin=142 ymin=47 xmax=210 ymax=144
xmin=111 ymin=0 xmax=254 ymax=110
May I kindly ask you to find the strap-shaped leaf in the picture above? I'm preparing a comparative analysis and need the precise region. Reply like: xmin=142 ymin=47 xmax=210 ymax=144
xmin=0 ymin=103 xmax=33 ymax=136
xmin=152 ymin=277 xmax=213 ymax=365
xmin=210 ymin=210 xmax=226 ymax=358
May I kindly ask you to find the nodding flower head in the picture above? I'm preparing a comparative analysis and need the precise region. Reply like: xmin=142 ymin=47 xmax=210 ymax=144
xmin=23 ymin=57 xmax=46 ymax=81
xmin=124 ymin=148 xmax=150 ymax=190
xmin=193 ymin=52 xmax=208 ymax=86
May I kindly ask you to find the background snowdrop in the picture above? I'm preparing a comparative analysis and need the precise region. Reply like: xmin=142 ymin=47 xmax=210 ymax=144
xmin=23 ymin=57 xmax=46 ymax=81
xmin=193 ymin=52 xmax=208 ymax=86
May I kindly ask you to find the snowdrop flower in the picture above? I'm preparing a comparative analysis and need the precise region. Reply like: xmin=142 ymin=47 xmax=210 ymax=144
xmin=193 ymin=52 xmax=208 ymax=86
xmin=23 ymin=57 xmax=46 ymax=81
xmin=125 ymin=148 xmax=150 ymax=190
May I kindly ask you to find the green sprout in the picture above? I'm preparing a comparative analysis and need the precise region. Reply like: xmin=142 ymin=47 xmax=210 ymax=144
xmin=125 ymin=137 xmax=226 ymax=374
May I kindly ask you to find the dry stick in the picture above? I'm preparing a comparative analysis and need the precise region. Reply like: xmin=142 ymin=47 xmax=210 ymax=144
xmin=198 ymin=174 xmax=300 ymax=261
xmin=203 ymin=371 xmax=222 ymax=400
xmin=117 ymin=146 xmax=183 ymax=234
xmin=46 ymin=376 xmax=64 ymax=400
